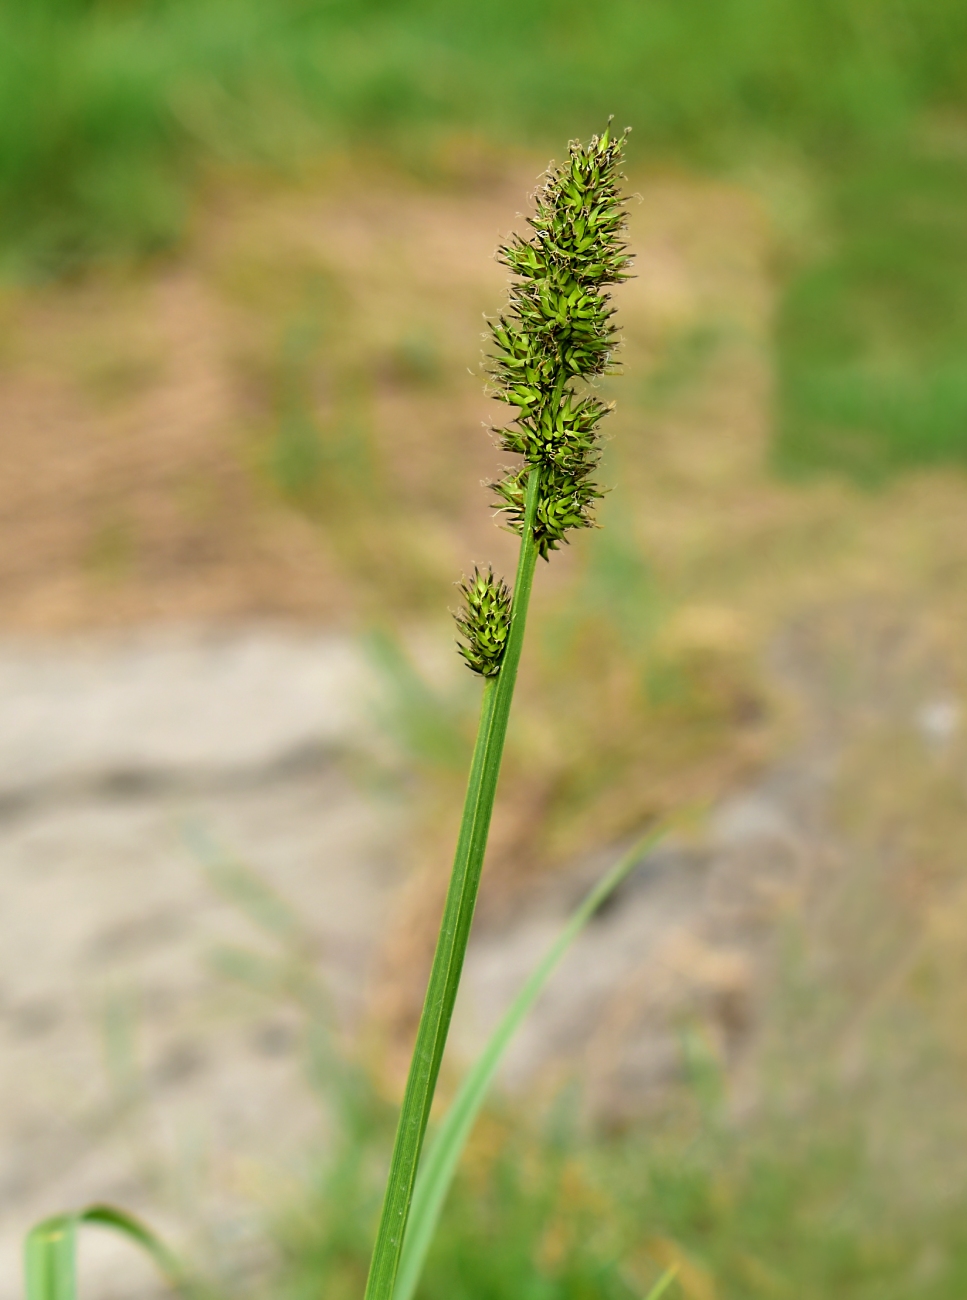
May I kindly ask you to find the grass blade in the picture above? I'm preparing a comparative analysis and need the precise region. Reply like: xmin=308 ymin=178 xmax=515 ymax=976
xmin=393 ymin=827 xmax=665 ymax=1300
xmin=24 ymin=1205 xmax=193 ymax=1300
xmin=642 ymin=1264 xmax=680 ymax=1300
xmin=25 ymin=1217 xmax=76 ymax=1300
xmin=77 ymin=1206 xmax=190 ymax=1290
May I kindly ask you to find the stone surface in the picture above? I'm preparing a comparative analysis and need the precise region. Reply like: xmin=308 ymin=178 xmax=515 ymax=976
xmin=0 ymin=628 xmax=368 ymax=798
xmin=0 ymin=628 xmax=399 ymax=1299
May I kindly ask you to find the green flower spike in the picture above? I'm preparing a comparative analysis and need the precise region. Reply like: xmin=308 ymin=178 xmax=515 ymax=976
xmin=489 ymin=121 xmax=632 ymax=559
xmin=454 ymin=566 xmax=512 ymax=677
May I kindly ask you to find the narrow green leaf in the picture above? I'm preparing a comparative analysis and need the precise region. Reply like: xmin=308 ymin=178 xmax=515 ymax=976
xmin=393 ymin=827 xmax=665 ymax=1300
xmin=25 ymin=1216 xmax=76 ymax=1300
xmin=77 ymin=1206 xmax=190 ymax=1291
xmin=24 ymin=1205 xmax=193 ymax=1300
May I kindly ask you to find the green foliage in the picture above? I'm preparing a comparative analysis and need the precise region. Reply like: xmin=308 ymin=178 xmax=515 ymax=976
xmin=6 ymin=0 xmax=967 ymax=472
xmin=265 ymin=287 xmax=381 ymax=511
xmin=413 ymin=1137 xmax=637 ymax=1300
xmin=776 ymin=150 xmax=967 ymax=478
xmin=4 ymin=0 xmax=967 ymax=275
xmin=394 ymin=829 xmax=665 ymax=1300
xmin=195 ymin=832 xmax=668 ymax=1300
xmin=262 ymin=835 xmax=675 ymax=1300
xmin=279 ymin=1112 xmax=636 ymax=1300
xmin=185 ymin=791 xmax=967 ymax=1300
xmin=25 ymin=1206 xmax=192 ymax=1300
xmin=490 ymin=125 xmax=630 ymax=558
xmin=454 ymin=567 xmax=512 ymax=678
xmin=621 ymin=1114 xmax=967 ymax=1300
xmin=280 ymin=1084 xmax=967 ymax=1300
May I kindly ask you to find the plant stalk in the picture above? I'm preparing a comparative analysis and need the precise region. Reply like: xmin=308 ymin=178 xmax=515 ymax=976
xmin=363 ymin=466 xmax=541 ymax=1300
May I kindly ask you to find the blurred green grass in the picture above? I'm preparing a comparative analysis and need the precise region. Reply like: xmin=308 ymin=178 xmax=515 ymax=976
xmin=6 ymin=0 xmax=965 ymax=263
xmin=274 ymin=1075 xmax=967 ymax=1300
xmin=263 ymin=912 xmax=967 ymax=1300
xmin=208 ymin=802 xmax=967 ymax=1300
xmin=5 ymin=0 xmax=967 ymax=471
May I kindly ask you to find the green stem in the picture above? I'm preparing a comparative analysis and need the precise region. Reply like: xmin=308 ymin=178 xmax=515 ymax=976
xmin=363 ymin=466 xmax=541 ymax=1300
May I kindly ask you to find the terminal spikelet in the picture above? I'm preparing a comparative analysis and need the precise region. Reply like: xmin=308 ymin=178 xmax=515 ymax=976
xmin=454 ymin=566 xmax=512 ymax=677
xmin=488 ymin=122 xmax=632 ymax=559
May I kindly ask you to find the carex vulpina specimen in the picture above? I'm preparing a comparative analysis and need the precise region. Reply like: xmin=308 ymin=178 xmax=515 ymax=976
xmin=366 ymin=124 xmax=631 ymax=1300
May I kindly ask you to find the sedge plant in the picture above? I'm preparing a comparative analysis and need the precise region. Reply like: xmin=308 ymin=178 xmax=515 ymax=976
xmin=364 ymin=123 xmax=632 ymax=1300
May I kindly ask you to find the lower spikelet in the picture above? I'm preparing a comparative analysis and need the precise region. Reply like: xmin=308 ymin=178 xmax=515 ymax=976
xmin=454 ymin=567 xmax=511 ymax=677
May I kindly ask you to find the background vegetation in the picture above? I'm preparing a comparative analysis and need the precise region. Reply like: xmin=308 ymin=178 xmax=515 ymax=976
xmin=5 ymin=0 xmax=967 ymax=473
xmin=234 ymin=857 xmax=967 ymax=1300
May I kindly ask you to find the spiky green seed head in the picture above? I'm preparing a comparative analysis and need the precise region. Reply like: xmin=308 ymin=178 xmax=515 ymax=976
xmin=454 ymin=566 xmax=512 ymax=677
xmin=488 ymin=122 xmax=631 ymax=558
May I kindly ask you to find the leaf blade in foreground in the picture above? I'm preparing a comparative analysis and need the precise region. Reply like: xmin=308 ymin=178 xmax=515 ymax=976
xmin=393 ymin=827 xmax=666 ymax=1300
xmin=24 ymin=1205 xmax=193 ymax=1300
